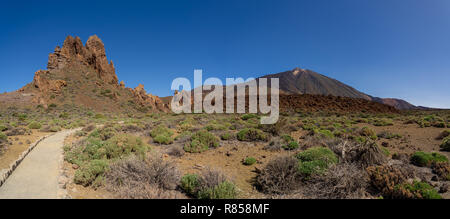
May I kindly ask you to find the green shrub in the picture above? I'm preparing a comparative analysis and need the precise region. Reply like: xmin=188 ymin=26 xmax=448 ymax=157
xmin=50 ymin=126 xmax=61 ymax=132
xmin=437 ymin=130 xmax=450 ymax=140
xmin=243 ymin=157 xmax=257 ymax=166
xmin=59 ymin=112 xmax=69 ymax=119
xmin=17 ymin=114 xmax=27 ymax=121
xmin=241 ymin=114 xmax=258 ymax=120
xmin=283 ymin=141 xmax=299 ymax=150
xmin=236 ymin=128 xmax=268 ymax=142
xmin=381 ymin=147 xmax=390 ymax=156
xmin=103 ymin=134 xmax=149 ymax=159
xmin=154 ymin=135 xmax=174 ymax=144
xmin=197 ymin=181 xmax=238 ymax=199
xmin=314 ymin=129 xmax=334 ymax=138
xmin=280 ymin=134 xmax=294 ymax=143
xmin=180 ymin=174 xmax=200 ymax=195
xmin=74 ymin=159 xmax=109 ymax=187
xmin=0 ymin=132 xmax=7 ymax=141
xmin=89 ymin=127 xmax=118 ymax=141
xmin=410 ymin=151 xmax=448 ymax=167
xmin=28 ymin=121 xmax=42 ymax=130
xmin=296 ymin=147 xmax=338 ymax=177
xmin=0 ymin=124 xmax=7 ymax=131
xmin=441 ymin=136 xmax=450 ymax=151
xmin=150 ymin=125 xmax=174 ymax=145
xmin=360 ymin=127 xmax=377 ymax=140
xmin=220 ymin=132 xmax=233 ymax=140
xmin=94 ymin=114 xmax=105 ymax=119
xmin=395 ymin=181 xmax=442 ymax=199
xmin=184 ymin=131 xmax=219 ymax=153
xmin=372 ymin=118 xmax=393 ymax=126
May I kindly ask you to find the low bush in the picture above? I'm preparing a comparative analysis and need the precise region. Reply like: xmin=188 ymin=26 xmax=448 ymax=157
xmin=257 ymin=118 xmax=288 ymax=136
xmin=28 ymin=121 xmax=42 ymax=130
xmin=65 ymin=134 xmax=149 ymax=166
xmin=180 ymin=174 xmax=200 ymax=195
xmin=167 ymin=145 xmax=185 ymax=157
xmin=220 ymin=132 xmax=233 ymax=140
xmin=94 ymin=114 xmax=105 ymax=119
xmin=254 ymin=156 xmax=300 ymax=194
xmin=296 ymin=147 xmax=338 ymax=177
xmin=150 ymin=125 xmax=174 ymax=145
xmin=377 ymin=131 xmax=402 ymax=139
xmin=0 ymin=132 xmax=7 ymax=141
xmin=74 ymin=159 xmax=109 ymax=187
xmin=243 ymin=157 xmax=257 ymax=166
xmin=314 ymin=129 xmax=334 ymax=138
xmin=436 ymin=130 xmax=450 ymax=140
xmin=197 ymin=181 xmax=237 ymax=199
xmin=236 ymin=128 xmax=268 ymax=142
xmin=283 ymin=141 xmax=299 ymax=150
xmin=410 ymin=151 xmax=448 ymax=167
xmin=241 ymin=114 xmax=258 ymax=120
xmin=359 ymin=127 xmax=377 ymax=140
xmin=0 ymin=124 xmax=7 ymax=131
xmin=89 ymin=127 xmax=118 ymax=141
xmin=184 ymin=131 xmax=219 ymax=153
xmin=180 ymin=169 xmax=238 ymax=199
xmin=105 ymin=156 xmax=183 ymax=199
xmin=366 ymin=164 xmax=409 ymax=198
xmin=394 ymin=181 xmax=442 ymax=199
xmin=440 ymin=136 xmax=450 ymax=151
xmin=301 ymin=163 xmax=368 ymax=199
xmin=432 ymin=162 xmax=450 ymax=181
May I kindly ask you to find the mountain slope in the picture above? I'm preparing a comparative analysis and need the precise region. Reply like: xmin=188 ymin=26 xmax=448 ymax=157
xmin=259 ymin=67 xmax=417 ymax=110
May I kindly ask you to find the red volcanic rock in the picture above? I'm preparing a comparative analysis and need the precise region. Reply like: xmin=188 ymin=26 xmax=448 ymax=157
xmin=131 ymin=84 xmax=167 ymax=111
xmin=48 ymin=35 xmax=118 ymax=85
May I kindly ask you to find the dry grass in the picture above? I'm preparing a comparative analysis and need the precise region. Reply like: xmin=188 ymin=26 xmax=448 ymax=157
xmin=301 ymin=163 xmax=369 ymax=199
xmin=254 ymin=156 xmax=300 ymax=194
xmin=105 ymin=155 xmax=184 ymax=199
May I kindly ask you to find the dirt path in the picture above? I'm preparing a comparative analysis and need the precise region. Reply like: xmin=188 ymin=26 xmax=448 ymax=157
xmin=0 ymin=129 xmax=78 ymax=199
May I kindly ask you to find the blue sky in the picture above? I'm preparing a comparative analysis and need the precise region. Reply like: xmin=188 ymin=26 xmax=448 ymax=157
xmin=0 ymin=0 xmax=449 ymax=108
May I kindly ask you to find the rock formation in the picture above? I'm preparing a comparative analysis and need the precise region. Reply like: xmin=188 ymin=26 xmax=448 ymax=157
xmin=130 ymin=84 xmax=166 ymax=109
xmin=48 ymin=35 xmax=118 ymax=84
xmin=19 ymin=35 xmax=168 ymax=112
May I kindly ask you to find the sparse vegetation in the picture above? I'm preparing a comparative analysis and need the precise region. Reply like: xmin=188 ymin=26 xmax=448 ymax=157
xmin=441 ymin=136 xmax=450 ymax=151
xmin=28 ymin=121 xmax=42 ymax=129
xmin=0 ymin=132 xmax=7 ymax=141
xmin=243 ymin=157 xmax=257 ymax=166
xmin=180 ymin=169 xmax=237 ymax=199
xmin=296 ymin=147 xmax=338 ymax=177
xmin=184 ymin=130 xmax=219 ymax=153
xmin=410 ymin=151 xmax=448 ymax=167
xmin=150 ymin=125 xmax=174 ymax=145
xmin=236 ymin=128 xmax=268 ymax=142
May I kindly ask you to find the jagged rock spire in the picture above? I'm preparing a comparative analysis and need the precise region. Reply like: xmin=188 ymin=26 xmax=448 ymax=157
xmin=47 ymin=35 xmax=118 ymax=85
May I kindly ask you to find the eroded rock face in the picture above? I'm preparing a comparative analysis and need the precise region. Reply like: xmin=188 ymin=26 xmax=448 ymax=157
xmin=33 ymin=70 xmax=67 ymax=93
xmin=48 ymin=35 xmax=118 ymax=85
xmin=131 ymin=84 xmax=167 ymax=111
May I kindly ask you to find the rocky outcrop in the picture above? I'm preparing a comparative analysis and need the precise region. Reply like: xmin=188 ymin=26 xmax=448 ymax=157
xmin=17 ymin=35 xmax=168 ymax=112
xmin=48 ymin=35 xmax=118 ymax=85
xmin=131 ymin=84 xmax=167 ymax=111
xmin=33 ymin=70 xmax=67 ymax=94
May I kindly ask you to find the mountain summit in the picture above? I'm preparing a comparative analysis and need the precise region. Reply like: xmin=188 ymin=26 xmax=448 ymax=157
xmin=259 ymin=68 xmax=416 ymax=110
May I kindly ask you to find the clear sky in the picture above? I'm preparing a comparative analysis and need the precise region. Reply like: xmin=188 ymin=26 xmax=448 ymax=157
xmin=1 ymin=0 xmax=449 ymax=108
